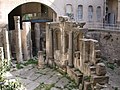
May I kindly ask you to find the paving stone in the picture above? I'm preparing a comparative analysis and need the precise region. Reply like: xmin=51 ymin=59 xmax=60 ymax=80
xmin=55 ymin=77 xmax=69 ymax=88
xmin=51 ymin=87 xmax=61 ymax=90
xmin=35 ymin=74 xmax=52 ymax=83
xmin=44 ymin=74 xmax=61 ymax=84
xmin=46 ymin=70 xmax=57 ymax=76
xmin=63 ymin=88 xmax=69 ymax=90
xmin=20 ymin=68 xmax=37 ymax=79
xmin=35 ymin=68 xmax=53 ymax=75
xmin=17 ymin=77 xmax=33 ymax=86
xmin=28 ymin=73 xmax=41 ymax=81
xmin=9 ymin=65 xmax=78 ymax=90
xmin=26 ymin=81 xmax=40 ymax=90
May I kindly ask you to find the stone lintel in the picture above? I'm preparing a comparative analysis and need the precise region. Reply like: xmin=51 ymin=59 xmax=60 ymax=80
xmin=80 ymin=39 xmax=98 ymax=43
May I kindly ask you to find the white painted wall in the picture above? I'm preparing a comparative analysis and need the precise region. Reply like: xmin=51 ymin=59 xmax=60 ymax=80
xmin=0 ymin=0 xmax=104 ymax=27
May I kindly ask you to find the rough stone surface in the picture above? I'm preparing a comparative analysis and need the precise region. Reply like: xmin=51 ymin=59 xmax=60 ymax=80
xmin=87 ymin=31 xmax=120 ymax=64
xmin=84 ymin=81 xmax=91 ymax=90
xmin=91 ymin=75 xmax=109 ymax=85
xmin=96 ymin=63 xmax=106 ymax=76
xmin=55 ymin=77 xmax=70 ymax=88
xmin=8 ymin=65 xmax=79 ymax=90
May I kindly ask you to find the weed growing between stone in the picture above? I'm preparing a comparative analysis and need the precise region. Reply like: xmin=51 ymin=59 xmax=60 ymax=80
xmin=0 ymin=59 xmax=24 ymax=90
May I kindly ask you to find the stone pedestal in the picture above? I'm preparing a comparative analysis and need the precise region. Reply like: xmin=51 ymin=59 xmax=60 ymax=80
xmin=38 ymin=51 xmax=45 ymax=68
xmin=14 ymin=16 xmax=23 ymax=63
xmin=68 ymin=31 xmax=73 ymax=67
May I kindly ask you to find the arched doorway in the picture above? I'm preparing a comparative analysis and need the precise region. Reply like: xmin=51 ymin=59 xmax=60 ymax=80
xmin=8 ymin=2 xmax=57 ymax=61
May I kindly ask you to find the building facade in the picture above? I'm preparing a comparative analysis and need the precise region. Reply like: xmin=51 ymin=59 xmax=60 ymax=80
xmin=0 ymin=0 xmax=104 ymax=28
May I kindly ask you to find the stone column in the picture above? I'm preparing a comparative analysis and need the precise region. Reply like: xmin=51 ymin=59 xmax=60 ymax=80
xmin=3 ymin=28 xmax=11 ymax=66
xmin=117 ymin=0 xmax=120 ymax=23
xmin=35 ymin=23 xmax=40 ymax=52
xmin=60 ymin=23 xmax=66 ymax=54
xmin=49 ymin=28 xmax=54 ymax=59
xmin=46 ymin=23 xmax=49 ymax=62
xmin=0 ymin=47 xmax=4 ymax=61
xmin=68 ymin=31 xmax=73 ymax=67
xmin=60 ymin=23 xmax=67 ymax=65
xmin=62 ymin=30 xmax=66 ymax=54
xmin=14 ymin=16 xmax=23 ymax=63
xmin=22 ymin=22 xmax=31 ymax=60
xmin=89 ymin=40 xmax=98 ymax=65
xmin=79 ymin=39 xmax=90 ymax=72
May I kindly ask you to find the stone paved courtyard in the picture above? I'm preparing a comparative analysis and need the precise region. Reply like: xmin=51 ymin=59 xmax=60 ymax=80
xmin=5 ymin=64 xmax=79 ymax=90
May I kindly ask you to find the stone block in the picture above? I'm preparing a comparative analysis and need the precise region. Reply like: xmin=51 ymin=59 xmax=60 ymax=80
xmin=67 ymin=66 xmax=83 ymax=85
xmin=89 ymin=66 xmax=96 ymax=74
xmin=91 ymin=75 xmax=109 ymax=85
xmin=115 ymin=59 xmax=120 ymax=66
xmin=94 ymin=83 xmax=107 ymax=90
xmin=84 ymin=63 xmax=93 ymax=76
xmin=84 ymin=81 xmax=92 ymax=90
xmin=95 ymin=50 xmax=101 ymax=58
xmin=96 ymin=63 xmax=106 ymax=76
xmin=74 ymin=71 xmax=83 ymax=85
xmin=38 ymin=51 xmax=45 ymax=68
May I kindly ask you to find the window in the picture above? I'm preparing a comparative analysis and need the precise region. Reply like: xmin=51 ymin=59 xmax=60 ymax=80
xmin=96 ymin=6 xmax=101 ymax=21
xmin=77 ymin=5 xmax=83 ymax=20
xmin=66 ymin=4 xmax=74 ymax=19
xmin=88 ymin=5 xmax=93 ymax=21
xmin=66 ymin=4 xmax=72 ymax=14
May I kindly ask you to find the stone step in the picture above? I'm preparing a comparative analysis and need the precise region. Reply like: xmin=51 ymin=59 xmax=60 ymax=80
xmin=91 ymin=75 xmax=109 ymax=85
xmin=95 ymin=50 xmax=101 ymax=58
xmin=89 ymin=66 xmax=96 ymax=74
xmin=96 ymin=58 xmax=101 ymax=63
xmin=95 ymin=43 xmax=100 ymax=49
xmin=67 ymin=66 xmax=83 ymax=85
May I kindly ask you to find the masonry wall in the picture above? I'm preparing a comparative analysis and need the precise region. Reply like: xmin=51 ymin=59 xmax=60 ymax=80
xmin=87 ymin=30 xmax=120 ymax=65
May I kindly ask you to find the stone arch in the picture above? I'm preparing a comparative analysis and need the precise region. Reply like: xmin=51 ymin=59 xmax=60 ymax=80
xmin=53 ymin=28 xmax=61 ymax=50
xmin=8 ymin=1 xmax=57 ymax=30
xmin=8 ymin=0 xmax=59 ymax=16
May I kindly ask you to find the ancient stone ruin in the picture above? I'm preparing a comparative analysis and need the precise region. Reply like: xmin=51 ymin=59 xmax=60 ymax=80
xmin=0 ymin=16 xmax=109 ymax=90
xmin=45 ymin=16 xmax=109 ymax=90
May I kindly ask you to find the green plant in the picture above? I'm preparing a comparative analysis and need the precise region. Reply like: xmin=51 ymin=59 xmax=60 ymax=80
xmin=23 ymin=59 xmax=38 ymax=66
xmin=16 ymin=63 xmax=24 ymax=69
xmin=84 ymin=76 xmax=91 ymax=82
xmin=35 ymin=83 xmax=55 ymax=90
xmin=107 ymin=63 xmax=116 ymax=70
xmin=0 ymin=59 xmax=23 ymax=90
xmin=0 ymin=79 xmax=22 ymax=90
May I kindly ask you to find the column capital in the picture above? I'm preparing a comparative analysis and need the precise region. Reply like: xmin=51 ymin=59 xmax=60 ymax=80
xmin=14 ymin=16 xmax=20 ymax=23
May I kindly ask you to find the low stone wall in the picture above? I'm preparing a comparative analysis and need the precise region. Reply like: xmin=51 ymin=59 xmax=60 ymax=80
xmin=86 ymin=30 xmax=120 ymax=65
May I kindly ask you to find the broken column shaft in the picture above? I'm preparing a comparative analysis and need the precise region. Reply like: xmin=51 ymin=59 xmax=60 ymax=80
xmin=14 ymin=16 xmax=23 ymax=63
xmin=68 ymin=30 xmax=73 ymax=67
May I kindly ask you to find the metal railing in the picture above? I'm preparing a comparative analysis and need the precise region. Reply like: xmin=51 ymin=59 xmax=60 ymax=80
xmin=86 ymin=22 xmax=120 ymax=30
